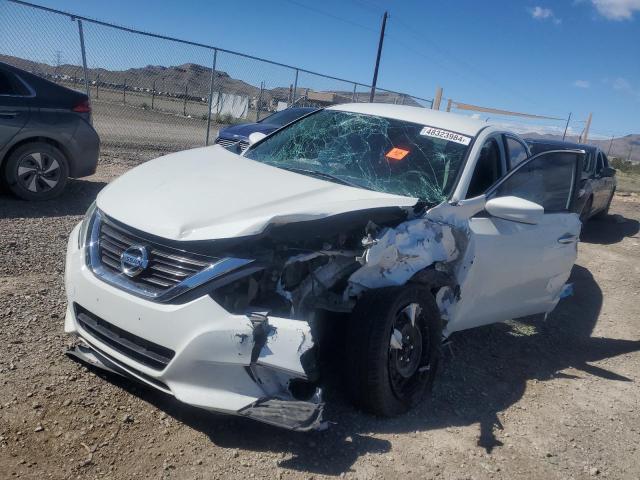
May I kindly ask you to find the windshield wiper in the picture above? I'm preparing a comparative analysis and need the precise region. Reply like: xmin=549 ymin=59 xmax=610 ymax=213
xmin=280 ymin=166 xmax=363 ymax=189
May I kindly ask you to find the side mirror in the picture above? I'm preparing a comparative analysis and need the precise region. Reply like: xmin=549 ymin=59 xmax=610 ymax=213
xmin=248 ymin=132 xmax=267 ymax=145
xmin=485 ymin=196 xmax=543 ymax=225
xmin=601 ymin=166 xmax=616 ymax=177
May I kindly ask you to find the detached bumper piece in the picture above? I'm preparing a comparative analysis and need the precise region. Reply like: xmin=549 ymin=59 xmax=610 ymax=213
xmin=239 ymin=395 xmax=326 ymax=432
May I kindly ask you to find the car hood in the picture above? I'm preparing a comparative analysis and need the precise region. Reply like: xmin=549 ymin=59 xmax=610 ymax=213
xmin=96 ymin=145 xmax=418 ymax=241
xmin=218 ymin=123 xmax=278 ymax=139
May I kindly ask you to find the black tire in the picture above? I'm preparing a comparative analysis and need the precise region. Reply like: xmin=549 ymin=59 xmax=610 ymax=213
xmin=579 ymin=196 xmax=593 ymax=224
xmin=346 ymin=285 xmax=442 ymax=416
xmin=3 ymin=142 xmax=69 ymax=201
xmin=594 ymin=189 xmax=615 ymax=219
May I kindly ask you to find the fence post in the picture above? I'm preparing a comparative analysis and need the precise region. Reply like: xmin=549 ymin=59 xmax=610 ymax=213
xmin=76 ymin=19 xmax=91 ymax=100
xmin=205 ymin=48 xmax=217 ymax=146
xmin=96 ymin=73 xmax=99 ymax=99
xmin=123 ymin=78 xmax=126 ymax=104
xmin=352 ymin=83 xmax=357 ymax=102
xmin=151 ymin=80 xmax=155 ymax=110
xmin=257 ymin=81 xmax=264 ymax=121
xmin=183 ymin=84 xmax=188 ymax=116
xmin=292 ymin=69 xmax=299 ymax=106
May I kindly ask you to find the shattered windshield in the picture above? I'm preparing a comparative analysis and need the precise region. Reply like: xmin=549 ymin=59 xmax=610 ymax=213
xmin=244 ymin=110 xmax=470 ymax=203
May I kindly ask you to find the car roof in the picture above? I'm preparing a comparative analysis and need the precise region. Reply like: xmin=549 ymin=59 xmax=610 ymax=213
xmin=327 ymin=103 xmax=488 ymax=137
xmin=524 ymin=137 xmax=598 ymax=153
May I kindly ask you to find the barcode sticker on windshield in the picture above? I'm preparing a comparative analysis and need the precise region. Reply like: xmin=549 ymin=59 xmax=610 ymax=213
xmin=420 ymin=127 xmax=471 ymax=145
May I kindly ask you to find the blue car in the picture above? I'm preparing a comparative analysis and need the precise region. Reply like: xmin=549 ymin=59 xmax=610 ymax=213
xmin=214 ymin=107 xmax=316 ymax=153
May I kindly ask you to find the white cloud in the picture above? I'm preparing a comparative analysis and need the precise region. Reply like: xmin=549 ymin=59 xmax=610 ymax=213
xmin=591 ymin=0 xmax=640 ymax=20
xmin=573 ymin=80 xmax=591 ymax=88
xmin=610 ymin=77 xmax=640 ymax=100
xmin=529 ymin=6 xmax=562 ymax=23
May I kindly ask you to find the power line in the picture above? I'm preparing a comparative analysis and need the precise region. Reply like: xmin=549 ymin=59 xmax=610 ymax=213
xmin=282 ymin=0 xmax=379 ymax=33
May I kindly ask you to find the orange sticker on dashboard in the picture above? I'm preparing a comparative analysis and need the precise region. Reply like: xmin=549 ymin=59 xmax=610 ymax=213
xmin=385 ymin=147 xmax=409 ymax=160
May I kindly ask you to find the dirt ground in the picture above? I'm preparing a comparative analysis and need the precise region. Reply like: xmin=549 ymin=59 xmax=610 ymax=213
xmin=1 ymin=149 xmax=639 ymax=480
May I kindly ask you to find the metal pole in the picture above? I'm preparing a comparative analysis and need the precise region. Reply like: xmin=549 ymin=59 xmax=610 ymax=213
xmin=292 ymin=69 xmax=299 ymax=106
xmin=352 ymin=83 xmax=357 ymax=102
xmin=151 ymin=79 xmax=155 ymax=110
xmin=96 ymin=73 xmax=99 ymax=99
xmin=257 ymin=82 xmax=263 ymax=121
xmin=562 ymin=112 xmax=572 ymax=141
xmin=369 ymin=11 xmax=388 ymax=102
xmin=123 ymin=78 xmax=126 ymax=104
xmin=183 ymin=84 xmax=188 ymax=116
xmin=607 ymin=135 xmax=614 ymax=155
xmin=205 ymin=49 xmax=217 ymax=146
xmin=76 ymin=19 xmax=90 ymax=100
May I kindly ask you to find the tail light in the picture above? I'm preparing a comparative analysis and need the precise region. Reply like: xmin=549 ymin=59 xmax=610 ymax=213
xmin=72 ymin=99 xmax=91 ymax=113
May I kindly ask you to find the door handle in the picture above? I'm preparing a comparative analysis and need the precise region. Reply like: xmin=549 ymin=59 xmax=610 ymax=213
xmin=557 ymin=233 xmax=578 ymax=244
xmin=0 ymin=111 xmax=19 ymax=119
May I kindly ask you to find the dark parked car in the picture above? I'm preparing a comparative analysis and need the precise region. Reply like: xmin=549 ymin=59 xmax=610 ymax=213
xmin=0 ymin=62 xmax=100 ymax=200
xmin=525 ymin=138 xmax=616 ymax=221
xmin=214 ymin=107 xmax=316 ymax=152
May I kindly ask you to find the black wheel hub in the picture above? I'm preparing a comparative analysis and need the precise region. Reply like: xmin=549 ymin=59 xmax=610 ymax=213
xmin=388 ymin=303 xmax=428 ymax=397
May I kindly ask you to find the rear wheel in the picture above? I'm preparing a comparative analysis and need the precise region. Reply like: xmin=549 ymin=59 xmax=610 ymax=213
xmin=346 ymin=286 xmax=442 ymax=416
xmin=594 ymin=189 xmax=615 ymax=219
xmin=579 ymin=196 xmax=593 ymax=224
xmin=3 ymin=142 xmax=69 ymax=200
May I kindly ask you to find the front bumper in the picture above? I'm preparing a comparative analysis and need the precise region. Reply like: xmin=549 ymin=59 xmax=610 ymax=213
xmin=64 ymin=223 xmax=324 ymax=431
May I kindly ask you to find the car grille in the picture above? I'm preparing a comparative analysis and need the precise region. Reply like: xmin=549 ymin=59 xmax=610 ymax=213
xmin=75 ymin=304 xmax=175 ymax=371
xmin=97 ymin=216 xmax=215 ymax=294
xmin=215 ymin=137 xmax=249 ymax=152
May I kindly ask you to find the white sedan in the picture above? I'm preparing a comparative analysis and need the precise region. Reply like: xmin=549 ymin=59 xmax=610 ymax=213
xmin=64 ymin=103 xmax=583 ymax=430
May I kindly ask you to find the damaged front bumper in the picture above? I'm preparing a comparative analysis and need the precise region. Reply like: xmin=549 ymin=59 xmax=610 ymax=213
xmin=64 ymin=224 xmax=325 ymax=431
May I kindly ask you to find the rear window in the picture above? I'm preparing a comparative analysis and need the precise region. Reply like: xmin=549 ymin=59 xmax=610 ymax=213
xmin=0 ymin=69 xmax=30 ymax=96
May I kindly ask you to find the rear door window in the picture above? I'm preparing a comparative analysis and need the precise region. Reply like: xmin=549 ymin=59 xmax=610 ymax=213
xmin=0 ymin=70 xmax=16 ymax=95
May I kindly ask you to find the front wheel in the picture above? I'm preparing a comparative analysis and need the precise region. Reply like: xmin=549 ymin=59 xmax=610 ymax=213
xmin=346 ymin=286 xmax=442 ymax=416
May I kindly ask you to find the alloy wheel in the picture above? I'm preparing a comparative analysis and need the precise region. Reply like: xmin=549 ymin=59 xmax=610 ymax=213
xmin=16 ymin=152 xmax=61 ymax=194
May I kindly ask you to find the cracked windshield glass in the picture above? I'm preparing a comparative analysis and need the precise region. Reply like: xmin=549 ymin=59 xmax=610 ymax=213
xmin=244 ymin=110 xmax=471 ymax=204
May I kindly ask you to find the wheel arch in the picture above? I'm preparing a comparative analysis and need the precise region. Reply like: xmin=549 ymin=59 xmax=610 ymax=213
xmin=1 ymin=136 xmax=72 ymax=172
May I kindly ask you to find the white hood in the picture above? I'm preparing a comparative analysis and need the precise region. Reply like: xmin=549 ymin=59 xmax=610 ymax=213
xmin=97 ymin=146 xmax=418 ymax=241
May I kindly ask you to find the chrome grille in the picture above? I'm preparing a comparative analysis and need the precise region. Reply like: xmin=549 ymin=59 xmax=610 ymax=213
xmin=215 ymin=137 xmax=249 ymax=152
xmin=87 ymin=210 xmax=254 ymax=302
xmin=98 ymin=219 xmax=212 ymax=292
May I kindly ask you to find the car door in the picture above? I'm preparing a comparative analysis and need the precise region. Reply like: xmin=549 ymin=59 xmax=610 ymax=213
xmin=445 ymin=150 xmax=583 ymax=334
xmin=0 ymin=67 xmax=31 ymax=151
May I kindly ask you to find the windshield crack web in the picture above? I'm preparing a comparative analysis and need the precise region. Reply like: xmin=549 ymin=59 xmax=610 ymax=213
xmin=246 ymin=111 xmax=467 ymax=204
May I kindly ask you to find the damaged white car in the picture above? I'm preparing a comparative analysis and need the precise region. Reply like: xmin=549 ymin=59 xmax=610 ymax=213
xmin=64 ymin=104 xmax=584 ymax=430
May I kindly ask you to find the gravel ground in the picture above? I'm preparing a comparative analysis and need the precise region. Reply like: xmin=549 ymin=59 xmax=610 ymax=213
xmin=1 ymin=150 xmax=639 ymax=480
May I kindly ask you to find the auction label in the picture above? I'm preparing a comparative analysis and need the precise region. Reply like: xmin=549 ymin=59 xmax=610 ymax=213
xmin=420 ymin=126 xmax=471 ymax=145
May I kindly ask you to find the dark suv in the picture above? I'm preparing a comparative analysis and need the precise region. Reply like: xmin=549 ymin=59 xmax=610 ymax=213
xmin=525 ymin=138 xmax=616 ymax=221
xmin=0 ymin=62 xmax=100 ymax=200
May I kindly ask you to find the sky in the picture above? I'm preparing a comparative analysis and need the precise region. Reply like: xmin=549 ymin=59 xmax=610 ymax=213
xmin=1 ymin=0 xmax=639 ymax=137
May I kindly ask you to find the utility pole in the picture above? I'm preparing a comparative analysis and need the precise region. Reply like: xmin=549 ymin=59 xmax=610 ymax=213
xmin=562 ymin=112 xmax=572 ymax=141
xmin=583 ymin=112 xmax=592 ymax=143
xmin=432 ymin=86 xmax=443 ymax=110
xmin=369 ymin=11 xmax=388 ymax=103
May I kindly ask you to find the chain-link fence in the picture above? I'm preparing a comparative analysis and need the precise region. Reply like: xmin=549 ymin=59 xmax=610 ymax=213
xmin=0 ymin=0 xmax=433 ymax=157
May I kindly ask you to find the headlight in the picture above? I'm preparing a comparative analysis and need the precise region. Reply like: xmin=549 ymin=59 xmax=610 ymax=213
xmin=78 ymin=201 xmax=97 ymax=249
